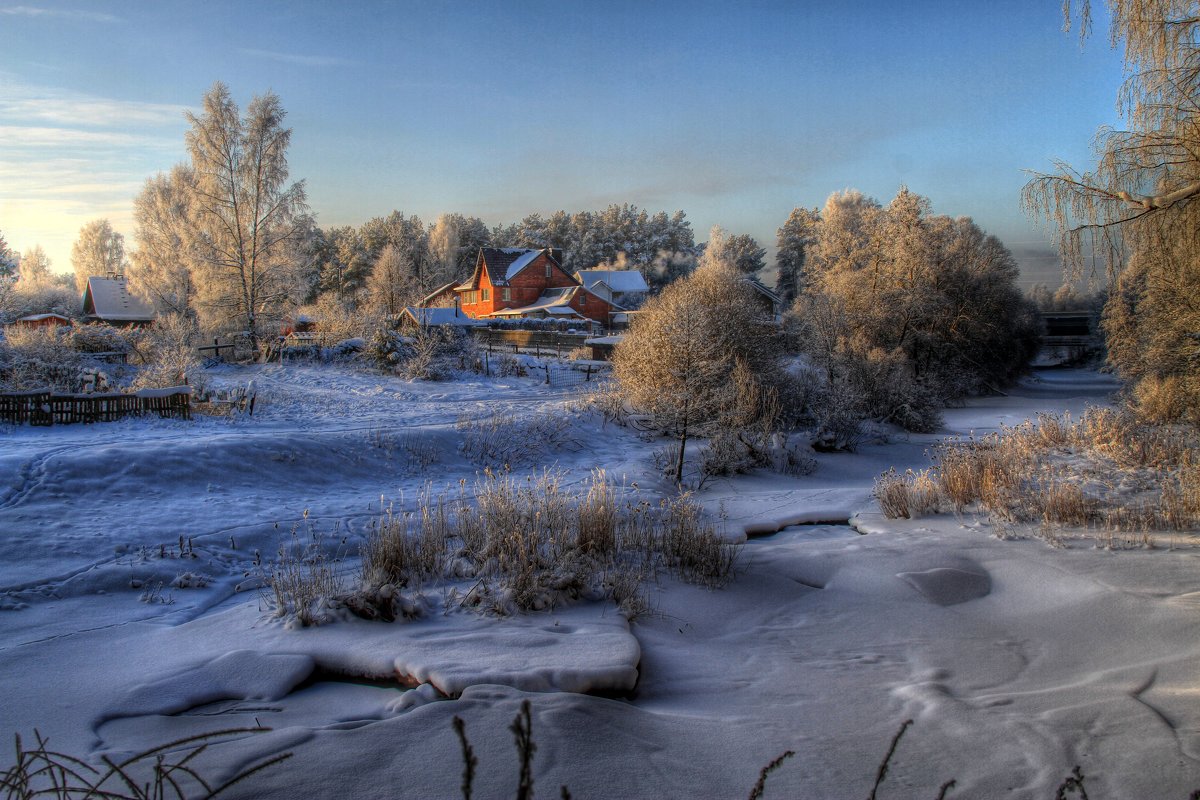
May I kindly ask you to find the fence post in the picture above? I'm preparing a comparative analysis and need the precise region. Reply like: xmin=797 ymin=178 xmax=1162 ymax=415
xmin=545 ymin=364 xmax=551 ymax=385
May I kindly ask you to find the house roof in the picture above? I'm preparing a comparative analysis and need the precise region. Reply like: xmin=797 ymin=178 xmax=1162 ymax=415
xmin=459 ymin=248 xmax=563 ymax=290
xmin=485 ymin=287 xmax=588 ymax=318
xmin=483 ymin=285 xmax=620 ymax=322
xmin=402 ymin=306 xmax=486 ymax=327
xmin=420 ymin=282 xmax=459 ymax=305
xmin=574 ymin=269 xmax=649 ymax=295
xmin=83 ymin=277 xmax=155 ymax=323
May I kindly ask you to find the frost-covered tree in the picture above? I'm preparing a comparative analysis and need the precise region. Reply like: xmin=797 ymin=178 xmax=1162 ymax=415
xmin=775 ymin=207 xmax=819 ymax=305
xmin=1024 ymin=0 xmax=1200 ymax=422
xmin=129 ymin=166 xmax=196 ymax=317
xmin=361 ymin=212 xmax=428 ymax=285
xmin=0 ymin=231 xmax=16 ymax=312
xmin=426 ymin=214 xmax=463 ymax=289
xmin=793 ymin=187 xmax=1039 ymax=428
xmin=1024 ymin=0 xmax=1200 ymax=277
xmin=312 ymin=226 xmax=371 ymax=305
xmin=70 ymin=218 xmax=125 ymax=292
xmin=184 ymin=82 xmax=309 ymax=349
xmin=707 ymin=232 xmax=766 ymax=276
xmin=17 ymin=245 xmax=52 ymax=286
xmin=0 ymin=230 xmax=16 ymax=280
xmin=1102 ymin=213 xmax=1200 ymax=420
xmin=366 ymin=244 xmax=420 ymax=318
xmin=491 ymin=204 xmax=700 ymax=288
xmin=613 ymin=231 xmax=783 ymax=483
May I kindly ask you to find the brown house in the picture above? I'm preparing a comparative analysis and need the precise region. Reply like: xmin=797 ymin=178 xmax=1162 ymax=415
xmin=454 ymin=247 xmax=622 ymax=326
xmin=9 ymin=313 xmax=72 ymax=329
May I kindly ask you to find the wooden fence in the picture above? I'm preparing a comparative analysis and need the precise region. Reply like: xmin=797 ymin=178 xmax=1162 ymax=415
xmin=0 ymin=387 xmax=191 ymax=426
xmin=472 ymin=329 xmax=592 ymax=358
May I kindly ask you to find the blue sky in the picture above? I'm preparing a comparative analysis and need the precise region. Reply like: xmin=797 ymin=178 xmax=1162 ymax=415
xmin=0 ymin=1 xmax=1124 ymax=287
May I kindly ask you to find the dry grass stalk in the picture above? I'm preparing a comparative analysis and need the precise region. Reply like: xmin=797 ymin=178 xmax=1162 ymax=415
xmin=879 ymin=409 xmax=1199 ymax=538
xmin=268 ymin=523 xmax=345 ymax=627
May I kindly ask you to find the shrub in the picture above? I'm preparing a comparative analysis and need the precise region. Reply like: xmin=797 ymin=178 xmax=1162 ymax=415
xmin=131 ymin=313 xmax=207 ymax=395
xmin=878 ymin=411 xmax=1199 ymax=537
xmin=1133 ymin=375 xmax=1197 ymax=425
xmin=266 ymin=521 xmax=347 ymax=628
xmin=456 ymin=410 xmax=579 ymax=469
xmin=875 ymin=468 xmax=939 ymax=519
xmin=269 ymin=470 xmax=739 ymax=625
xmin=0 ymin=326 xmax=84 ymax=391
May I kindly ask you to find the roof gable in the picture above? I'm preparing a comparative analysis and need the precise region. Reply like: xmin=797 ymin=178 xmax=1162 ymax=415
xmin=83 ymin=277 xmax=155 ymax=322
xmin=474 ymin=247 xmax=567 ymax=287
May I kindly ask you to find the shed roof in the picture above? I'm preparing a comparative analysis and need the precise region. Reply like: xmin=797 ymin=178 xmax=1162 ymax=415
xmin=83 ymin=277 xmax=155 ymax=323
xmin=402 ymin=306 xmax=486 ymax=327
xmin=574 ymin=269 xmax=649 ymax=295
xmin=15 ymin=313 xmax=72 ymax=323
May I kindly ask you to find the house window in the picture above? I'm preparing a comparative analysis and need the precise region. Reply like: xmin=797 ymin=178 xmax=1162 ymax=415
xmin=502 ymin=288 xmax=511 ymax=301
xmin=482 ymin=288 xmax=490 ymax=302
xmin=545 ymin=263 xmax=552 ymax=278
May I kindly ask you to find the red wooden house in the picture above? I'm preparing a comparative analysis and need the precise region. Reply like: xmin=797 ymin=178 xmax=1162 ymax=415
xmin=454 ymin=247 xmax=622 ymax=327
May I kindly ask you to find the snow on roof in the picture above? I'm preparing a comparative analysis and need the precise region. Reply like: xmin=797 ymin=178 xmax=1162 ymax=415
xmin=15 ymin=313 xmax=71 ymax=323
xmin=83 ymin=277 xmax=155 ymax=322
xmin=503 ymin=250 xmax=542 ymax=281
xmin=575 ymin=269 xmax=649 ymax=294
xmin=486 ymin=287 xmax=588 ymax=318
xmin=420 ymin=283 xmax=459 ymax=305
xmin=472 ymin=248 xmax=559 ymax=288
xmin=402 ymin=306 xmax=485 ymax=327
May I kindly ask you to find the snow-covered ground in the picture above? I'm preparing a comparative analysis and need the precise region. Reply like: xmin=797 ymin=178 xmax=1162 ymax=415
xmin=2 ymin=362 xmax=1198 ymax=798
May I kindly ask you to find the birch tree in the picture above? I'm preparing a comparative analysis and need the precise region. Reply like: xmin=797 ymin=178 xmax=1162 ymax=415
xmin=1023 ymin=0 xmax=1200 ymax=276
xmin=18 ymin=246 xmax=52 ymax=285
xmin=129 ymin=166 xmax=197 ymax=317
xmin=367 ymin=244 xmax=420 ymax=318
xmin=185 ymin=82 xmax=309 ymax=349
xmin=70 ymin=219 xmax=125 ymax=292
xmin=1023 ymin=0 xmax=1200 ymax=420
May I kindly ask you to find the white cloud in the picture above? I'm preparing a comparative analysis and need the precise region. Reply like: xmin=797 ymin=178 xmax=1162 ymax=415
xmin=0 ymin=5 xmax=119 ymax=23
xmin=0 ymin=125 xmax=171 ymax=148
xmin=0 ymin=81 xmax=188 ymax=271
xmin=0 ymin=79 xmax=191 ymax=128
xmin=240 ymin=48 xmax=353 ymax=67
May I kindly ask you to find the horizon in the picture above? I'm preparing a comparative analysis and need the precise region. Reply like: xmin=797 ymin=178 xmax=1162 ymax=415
xmin=1 ymin=1 xmax=1124 ymax=289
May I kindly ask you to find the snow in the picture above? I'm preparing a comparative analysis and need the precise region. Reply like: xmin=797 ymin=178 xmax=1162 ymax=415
xmin=2 ymin=362 xmax=1199 ymax=797
xmin=133 ymin=385 xmax=192 ymax=398
xmin=502 ymin=248 xmax=543 ymax=281
xmin=575 ymin=269 xmax=650 ymax=294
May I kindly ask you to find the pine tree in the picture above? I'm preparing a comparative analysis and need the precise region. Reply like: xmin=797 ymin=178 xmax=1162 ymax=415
xmin=774 ymin=207 xmax=819 ymax=304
